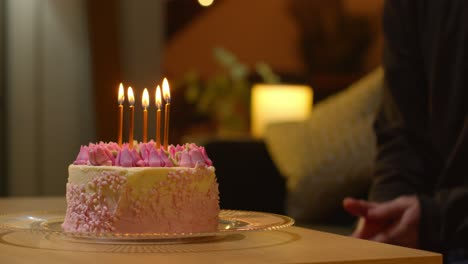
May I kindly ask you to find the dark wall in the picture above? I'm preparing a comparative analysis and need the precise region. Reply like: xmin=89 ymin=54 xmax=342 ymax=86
xmin=0 ymin=0 xmax=6 ymax=196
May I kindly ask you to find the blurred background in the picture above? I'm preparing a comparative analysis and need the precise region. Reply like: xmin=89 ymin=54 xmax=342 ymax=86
xmin=0 ymin=0 xmax=384 ymax=228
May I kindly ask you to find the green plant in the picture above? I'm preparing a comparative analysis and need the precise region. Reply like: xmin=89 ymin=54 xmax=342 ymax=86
xmin=179 ymin=47 xmax=279 ymax=135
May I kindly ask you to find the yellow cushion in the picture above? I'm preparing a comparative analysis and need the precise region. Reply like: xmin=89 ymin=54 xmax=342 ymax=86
xmin=264 ymin=67 xmax=383 ymax=222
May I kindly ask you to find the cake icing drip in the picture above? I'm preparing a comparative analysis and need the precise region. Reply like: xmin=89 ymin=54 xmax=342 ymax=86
xmin=73 ymin=141 xmax=212 ymax=168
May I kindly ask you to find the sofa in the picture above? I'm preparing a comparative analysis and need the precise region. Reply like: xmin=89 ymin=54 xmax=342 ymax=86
xmin=205 ymin=68 xmax=383 ymax=235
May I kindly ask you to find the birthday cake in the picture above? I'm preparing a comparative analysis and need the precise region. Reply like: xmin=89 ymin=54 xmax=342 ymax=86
xmin=61 ymin=142 xmax=220 ymax=234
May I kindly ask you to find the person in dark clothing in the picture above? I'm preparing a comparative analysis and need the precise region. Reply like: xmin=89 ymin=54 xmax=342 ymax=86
xmin=343 ymin=0 xmax=468 ymax=262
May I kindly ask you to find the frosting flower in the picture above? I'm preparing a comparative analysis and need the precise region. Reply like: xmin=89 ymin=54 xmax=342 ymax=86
xmin=88 ymin=144 xmax=115 ymax=166
xmin=116 ymin=145 xmax=144 ymax=167
xmin=161 ymin=150 xmax=174 ymax=167
xmin=148 ymin=148 xmax=164 ymax=167
xmin=186 ymin=144 xmax=212 ymax=166
xmin=73 ymin=142 xmax=213 ymax=167
xmin=199 ymin=147 xmax=213 ymax=166
xmin=73 ymin=146 xmax=89 ymax=165
xmin=178 ymin=148 xmax=211 ymax=168
xmin=179 ymin=151 xmax=193 ymax=167
xmin=139 ymin=141 xmax=155 ymax=166
xmin=102 ymin=142 xmax=120 ymax=156
xmin=168 ymin=144 xmax=184 ymax=160
xmin=189 ymin=149 xmax=207 ymax=167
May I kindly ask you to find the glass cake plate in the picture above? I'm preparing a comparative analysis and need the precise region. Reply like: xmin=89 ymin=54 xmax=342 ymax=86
xmin=0 ymin=210 xmax=294 ymax=243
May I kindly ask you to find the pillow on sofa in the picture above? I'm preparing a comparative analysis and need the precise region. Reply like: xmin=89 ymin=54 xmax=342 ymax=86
xmin=263 ymin=67 xmax=383 ymax=223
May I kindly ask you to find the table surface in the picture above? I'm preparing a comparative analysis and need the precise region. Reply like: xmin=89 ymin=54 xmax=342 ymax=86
xmin=0 ymin=197 xmax=441 ymax=264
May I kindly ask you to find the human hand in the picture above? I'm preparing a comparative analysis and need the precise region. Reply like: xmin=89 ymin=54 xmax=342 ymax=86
xmin=343 ymin=196 xmax=420 ymax=248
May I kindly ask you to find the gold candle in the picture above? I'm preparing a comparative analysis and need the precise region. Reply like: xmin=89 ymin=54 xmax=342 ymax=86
xmin=127 ymin=87 xmax=135 ymax=149
xmin=117 ymin=83 xmax=125 ymax=146
xmin=155 ymin=85 xmax=162 ymax=149
xmin=162 ymin=78 xmax=171 ymax=150
xmin=142 ymin=88 xmax=149 ymax=143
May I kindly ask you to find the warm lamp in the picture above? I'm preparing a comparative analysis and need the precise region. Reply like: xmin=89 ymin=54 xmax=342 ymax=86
xmin=251 ymin=84 xmax=313 ymax=138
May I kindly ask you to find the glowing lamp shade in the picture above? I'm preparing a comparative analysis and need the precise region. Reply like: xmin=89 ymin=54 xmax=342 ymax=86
xmin=251 ymin=84 xmax=313 ymax=138
xmin=198 ymin=0 xmax=214 ymax=7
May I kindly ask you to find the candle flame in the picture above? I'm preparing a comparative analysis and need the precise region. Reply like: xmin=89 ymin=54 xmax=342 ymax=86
xmin=118 ymin=83 xmax=125 ymax=105
xmin=155 ymin=85 xmax=162 ymax=109
xmin=127 ymin=87 xmax=135 ymax=106
xmin=162 ymin=78 xmax=171 ymax=103
xmin=142 ymin=88 xmax=149 ymax=109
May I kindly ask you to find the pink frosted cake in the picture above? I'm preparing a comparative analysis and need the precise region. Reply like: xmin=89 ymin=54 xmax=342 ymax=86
xmin=62 ymin=142 xmax=219 ymax=234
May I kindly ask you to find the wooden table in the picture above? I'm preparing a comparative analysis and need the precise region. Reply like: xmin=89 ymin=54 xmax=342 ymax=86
xmin=0 ymin=197 xmax=441 ymax=264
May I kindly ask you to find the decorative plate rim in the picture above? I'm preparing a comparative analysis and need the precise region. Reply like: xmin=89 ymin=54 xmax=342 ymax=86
xmin=0 ymin=209 xmax=294 ymax=241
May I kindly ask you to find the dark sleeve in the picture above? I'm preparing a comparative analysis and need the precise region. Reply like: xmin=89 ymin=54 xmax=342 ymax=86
xmin=369 ymin=0 xmax=442 ymax=251
xmin=371 ymin=0 xmax=436 ymax=202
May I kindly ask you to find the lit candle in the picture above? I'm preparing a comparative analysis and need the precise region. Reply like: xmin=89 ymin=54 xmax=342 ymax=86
xmin=162 ymin=78 xmax=171 ymax=150
xmin=155 ymin=85 xmax=162 ymax=149
xmin=117 ymin=83 xmax=125 ymax=146
xmin=127 ymin=87 xmax=135 ymax=149
xmin=142 ymin=88 xmax=149 ymax=143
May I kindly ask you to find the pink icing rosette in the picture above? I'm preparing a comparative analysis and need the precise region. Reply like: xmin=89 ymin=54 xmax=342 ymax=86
xmin=101 ymin=141 xmax=120 ymax=154
xmin=148 ymin=148 xmax=170 ymax=167
xmin=198 ymin=146 xmax=213 ymax=166
xmin=161 ymin=150 xmax=174 ymax=167
xmin=139 ymin=141 xmax=155 ymax=166
xmin=73 ymin=142 xmax=212 ymax=168
xmin=168 ymin=144 xmax=185 ymax=160
xmin=88 ymin=143 xmax=115 ymax=166
xmin=73 ymin=146 xmax=89 ymax=165
xmin=178 ymin=148 xmax=211 ymax=168
xmin=190 ymin=148 xmax=208 ymax=167
xmin=116 ymin=145 xmax=145 ymax=167
xmin=178 ymin=150 xmax=193 ymax=167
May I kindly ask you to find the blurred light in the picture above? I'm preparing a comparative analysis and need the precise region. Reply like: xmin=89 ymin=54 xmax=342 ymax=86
xmin=251 ymin=84 xmax=313 ymax=138
xmin=198 ymin=0 xmax=214 ymax=7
